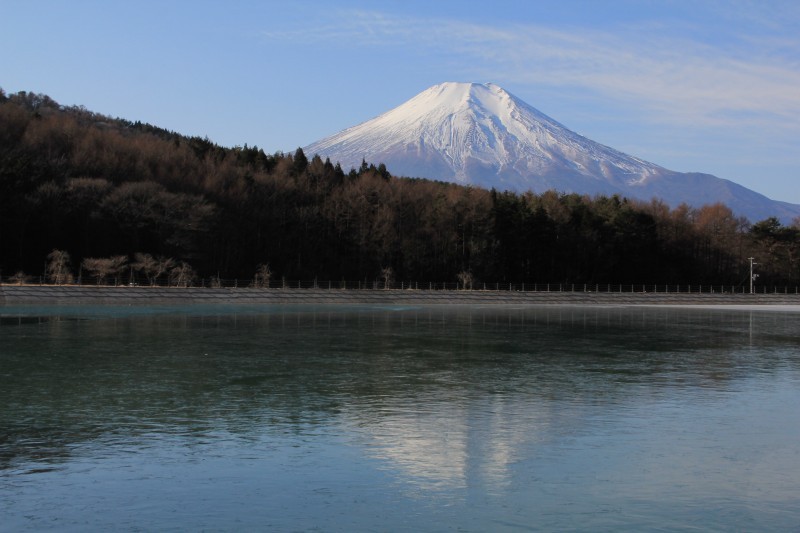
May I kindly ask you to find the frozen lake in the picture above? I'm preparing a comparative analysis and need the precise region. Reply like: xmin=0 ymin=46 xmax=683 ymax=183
xmin=2 ymin=304 xmax=799 ymax=531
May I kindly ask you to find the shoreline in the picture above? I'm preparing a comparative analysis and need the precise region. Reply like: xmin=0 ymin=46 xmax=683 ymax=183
xmin=3 ymin=284 xmax=800 ymax=308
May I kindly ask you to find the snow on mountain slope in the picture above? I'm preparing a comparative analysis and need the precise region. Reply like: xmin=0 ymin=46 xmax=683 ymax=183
xmin=305 ymin=82 xmax=800 ymax=223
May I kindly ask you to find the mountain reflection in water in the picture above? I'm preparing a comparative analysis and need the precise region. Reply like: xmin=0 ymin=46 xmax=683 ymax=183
xmin=1 ymin=304 xmax=799 ymax=531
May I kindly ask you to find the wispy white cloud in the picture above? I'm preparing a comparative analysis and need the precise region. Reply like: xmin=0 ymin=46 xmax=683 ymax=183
xmin=263 ymin=8 xmax=800 ymax=133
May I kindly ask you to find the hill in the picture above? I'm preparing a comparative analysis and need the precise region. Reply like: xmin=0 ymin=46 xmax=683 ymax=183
xmin=1 ymin=88 xmax=798 ymax=286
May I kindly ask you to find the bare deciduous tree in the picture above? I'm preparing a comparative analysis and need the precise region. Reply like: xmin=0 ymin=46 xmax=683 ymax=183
xmin=169 ymin=261 xmax=195 ymax=287
xmin=109 ymin=255 xmax=129 ymax=285
xmin=9 ymin=271 xmax=30 ymax=285
xmin=457 ymin=270 xmax=474 ymax=290
xmin=252 ymin=263 xmax=272 ymax=288
xmin=82 ymin=255 xmax=129 ymax=285
xmin=381 ymin=266 xmax=394 ymax=289
xmin=133 ymin=253 xmax=175 ymax=286
xmin=82 ymin=257 xmax=114 ymax=285
xmin=46 ymin=249 xmax=73 ymax=285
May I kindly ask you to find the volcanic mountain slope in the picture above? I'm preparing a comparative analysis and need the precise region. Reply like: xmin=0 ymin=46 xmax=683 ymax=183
xmin=305 ymin=82 xmax=800 ymax=223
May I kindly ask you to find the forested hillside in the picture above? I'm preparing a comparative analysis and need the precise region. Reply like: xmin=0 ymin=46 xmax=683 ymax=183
xmin=1 ymin=89 xmax=798 ymax=286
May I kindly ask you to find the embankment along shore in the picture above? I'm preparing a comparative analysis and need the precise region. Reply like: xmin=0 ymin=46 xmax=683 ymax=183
xmin=2 ymin=285 xmax=800 ymax=307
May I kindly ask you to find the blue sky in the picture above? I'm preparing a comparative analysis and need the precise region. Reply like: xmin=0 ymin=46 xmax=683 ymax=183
xmin=2 ymin=0 xmax=799 ymax=203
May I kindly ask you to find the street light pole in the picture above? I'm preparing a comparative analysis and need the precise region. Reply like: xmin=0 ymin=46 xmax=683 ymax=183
xmin=749 ymin=257 xmax=759 ymax=294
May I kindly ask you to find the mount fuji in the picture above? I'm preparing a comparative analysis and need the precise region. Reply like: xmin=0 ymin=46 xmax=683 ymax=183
xmin=305 ymin=82 xmax=800 ymax=223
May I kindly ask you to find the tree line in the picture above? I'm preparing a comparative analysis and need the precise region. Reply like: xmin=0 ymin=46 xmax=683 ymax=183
xmin=1 ymin=88 xmax=798 ymax=287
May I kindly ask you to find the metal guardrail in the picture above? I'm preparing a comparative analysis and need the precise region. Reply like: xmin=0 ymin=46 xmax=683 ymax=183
xmin=1 ymin=277 xmax=799 ymax=295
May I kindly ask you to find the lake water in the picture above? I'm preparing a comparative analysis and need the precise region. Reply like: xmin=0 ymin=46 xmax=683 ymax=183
xmin=1 ymin=304 xmax=799 ymax=531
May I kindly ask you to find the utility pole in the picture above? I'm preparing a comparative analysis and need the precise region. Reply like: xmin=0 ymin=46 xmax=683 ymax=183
xmin=749 ymin=257 xmax=759 ymax=294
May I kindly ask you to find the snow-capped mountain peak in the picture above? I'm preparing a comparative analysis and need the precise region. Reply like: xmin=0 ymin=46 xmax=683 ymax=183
xmin=305 ymin=82 xmax=800 ymax=223
xmin=307 ymin=82 xmax=659 ymax=190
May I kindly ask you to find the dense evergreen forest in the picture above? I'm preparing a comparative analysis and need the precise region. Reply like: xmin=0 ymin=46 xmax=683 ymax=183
xmin=1 ymin=89 xmax=798 ymax=287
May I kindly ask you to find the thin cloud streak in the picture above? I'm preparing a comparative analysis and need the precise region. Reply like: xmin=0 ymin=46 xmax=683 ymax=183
xmin=264 ymin=9 xmax=800 ymax=133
